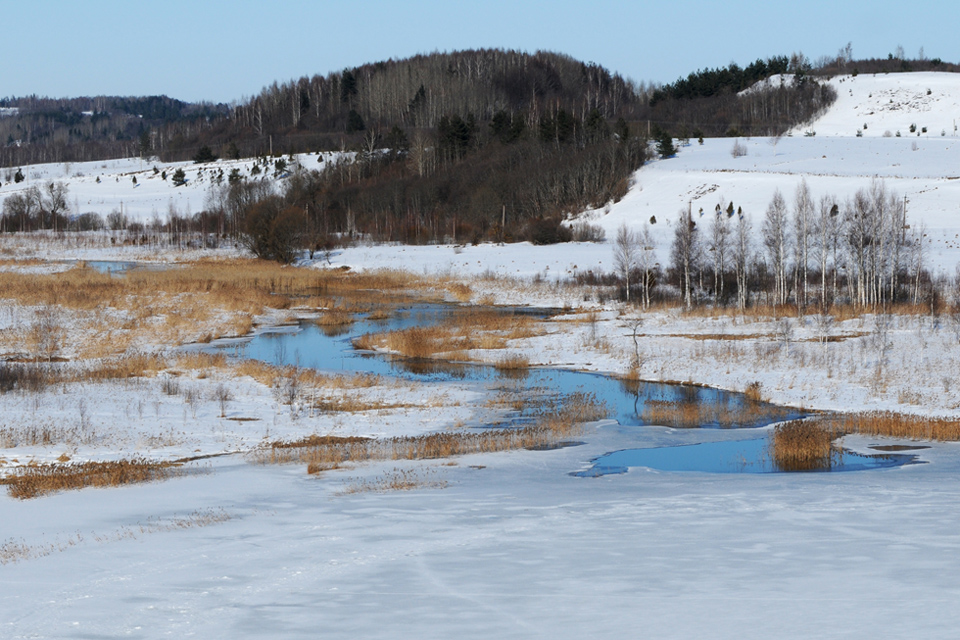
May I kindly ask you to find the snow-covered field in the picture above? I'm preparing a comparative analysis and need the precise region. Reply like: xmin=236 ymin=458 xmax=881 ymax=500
xmin=5 ymin=72 xmax=960 ymax=638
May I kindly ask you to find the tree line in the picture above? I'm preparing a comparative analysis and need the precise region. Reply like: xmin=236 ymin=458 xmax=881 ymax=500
xmin=610 ymin=179 xmax=939 ymax=313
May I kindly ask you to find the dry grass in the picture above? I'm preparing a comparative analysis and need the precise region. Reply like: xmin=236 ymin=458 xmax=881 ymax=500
xmin=0 ymin=423 xmax=101 ymax=448
xmin=0 ymin=260 xmax=459 ymax=357
xmin=355 ymin=308 xmax=543 ymax=362
xmin=769 ymin=420 xmax=837 ymax=471
xmin=309 ymin=309 xmax=355 ymax=327
xmin=337 ymin=467 xmax=448 ymax=494
xmin=2 ymin=457 xmax=183 ymax=499
xmin=743 ymin=381 xmax=764 ymax=403
xmin=640 ymin=397 xmax=797 ymax=429
xmin=253 ymin=392 xmax=605 ymax=470
xmin=825 ymin=411 xmax=960 ymax=441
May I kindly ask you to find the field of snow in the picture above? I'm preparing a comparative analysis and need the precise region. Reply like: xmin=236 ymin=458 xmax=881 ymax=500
xmin=5 ymin=72 xmax=960 ymax=639
xmin=0 ymin=152 xmax=331 ymax=225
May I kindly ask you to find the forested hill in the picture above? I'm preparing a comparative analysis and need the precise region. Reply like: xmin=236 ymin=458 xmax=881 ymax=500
xmin=0 ymin=95 xmax=227 ymax=167
xmin=180 ymin=49 xmax=644 ymax=160
xmin=0 ymin=49 xmax=845 ymax=167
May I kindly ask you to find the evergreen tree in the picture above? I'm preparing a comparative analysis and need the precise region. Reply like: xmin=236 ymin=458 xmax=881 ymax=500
xmin=346 ymin=109 xmax=365 ymax=133
xmin=193 ymin=145 xmax=218 ymax=163
xmin=656 ymin=130 xmax=677 ymax=158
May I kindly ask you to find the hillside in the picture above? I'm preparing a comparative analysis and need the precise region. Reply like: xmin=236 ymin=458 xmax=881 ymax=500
xmin=2 ymin=71 xmax=960 ymax=276
xmin=323 ymin=72 xmax=960 ymax=278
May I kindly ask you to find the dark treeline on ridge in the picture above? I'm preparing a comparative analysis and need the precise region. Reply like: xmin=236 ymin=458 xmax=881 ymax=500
xmin=1 ymin=48 xmax=847 ymax=167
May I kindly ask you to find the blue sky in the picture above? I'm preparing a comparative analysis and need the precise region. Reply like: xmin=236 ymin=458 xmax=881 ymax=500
xmin=3 ymin=0 xmax=957 ymax=103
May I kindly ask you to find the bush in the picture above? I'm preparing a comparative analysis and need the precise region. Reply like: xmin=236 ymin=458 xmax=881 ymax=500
xmin=569 ymin=222 xmax=606 ymax=242
xmin=171 ymin=168 xmax=187 ymax=186
xmin=731 ymin=139 xmax=748 ymax=157
xmin=526 ymin=218 xmax=572 ymax=245
xmin=241 ymin=198 xmax=304 ymax=263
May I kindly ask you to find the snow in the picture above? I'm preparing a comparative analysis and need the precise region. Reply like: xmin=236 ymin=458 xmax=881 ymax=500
xmin=5 ymin=72 xmax=960 ymax=638
xmin=0 ymin=152 xmax=333 ymax=225
xmin=799 ymin=72 xmax=960 ymax=138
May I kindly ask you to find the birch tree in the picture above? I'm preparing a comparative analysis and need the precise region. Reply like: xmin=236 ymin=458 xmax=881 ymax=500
xmin=710 ymin=205 xmax=731 ymax=305
xmin=613 ymin=224 xmax=639 ymax=303
xmin=762 ymin=190 xmax=791 ymax=307
xmin=637 ymin=223 xmax=657 ymax=309
xmin=734 ymin=208 xmax=752 ymax=310
xmin=671 ymin=208 xmax=698 ymax=309
xmin=793 ymin=179 xmax=813 ymax=310
xmin=814 ymin=196 xmax=840 ymax=309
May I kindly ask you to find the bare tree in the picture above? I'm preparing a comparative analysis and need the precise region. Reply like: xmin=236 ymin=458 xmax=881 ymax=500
xmin=763 ymin=190 xmax=791 ymax=308
xmin=671 ymin=207 xmax=698 ymax=309
xmin=710 ymin=206 xmax=731 ymax=304
xmin=613 ymin=224 xmax=638 ymax=303
xmin=793 ymin=179 xmax=813 ymax=311
xmin=814 ymin=196 xmax=840 ymax=309
xmin=2 ymin=187 xmax=41 ymax=231
xmin=42 ymin=181 xmax=69 ymax=231
xmin=637 ymin=223 xmax=657 ymax=309
xmin=911 ymin=220 xmax=927 ymax=305
xmin=734 ymin=208 xmax=752 ymax=311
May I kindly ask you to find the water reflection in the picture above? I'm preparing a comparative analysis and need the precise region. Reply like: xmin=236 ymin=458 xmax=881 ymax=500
xmin=202 ymin=302 xmax=914 ymax=476
xmin=575 ymin=438 xmax=918 ymax=476
xmin=206 ymin=304 xmax=804 ymax=429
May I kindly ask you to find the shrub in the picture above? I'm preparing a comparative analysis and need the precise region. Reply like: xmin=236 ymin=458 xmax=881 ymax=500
xmin=193 ymin=146 xmax=218 ymax=164
xmin=569 ymin=222 xmax=606 ymax=242
xmin=526 ymin=218 xmax=572 ymax=245
xmin=241 ymin=197 xmax=304 ymax=263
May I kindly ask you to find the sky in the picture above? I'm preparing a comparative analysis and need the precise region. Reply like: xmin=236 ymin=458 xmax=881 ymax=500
xmin=3 ymin=0 xmax=958 ymax=104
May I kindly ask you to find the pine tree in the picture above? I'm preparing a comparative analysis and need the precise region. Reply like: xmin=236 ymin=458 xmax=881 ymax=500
xmin=656 ymin=131 xmax=676 ymax=158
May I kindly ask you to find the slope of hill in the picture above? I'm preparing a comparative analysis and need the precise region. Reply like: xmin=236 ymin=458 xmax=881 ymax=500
xmin=795 ymin=71 xmax=960 ymax=137
xmin=328 ymin=73 xmax=960 ymax=277
xmin=0 ymin=153 xmax=324 ymax=229
xmin=2 ymin=72 xmax=960 ymax=276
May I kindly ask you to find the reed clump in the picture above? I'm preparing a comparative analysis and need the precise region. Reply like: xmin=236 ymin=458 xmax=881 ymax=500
xmin=743 ymin=381 xmax=764 ymax=403
xmin=0 ymin=260 xmax=444 ymax=356
xmin=769 ymin=419 xmax=837 ymax=471
xmin=641 ymin=397 xmax=795 ymax=429
xmin=824 ymin=411 xmax=960 ymax=441
xmin=493 ymin=353 xmax=530 ymax=371
xmin=2 ymin=458 xmax=181 ymax=499
xmin=309 ymin=310 xmax=354 ymax=327
xmin=354 ymin=308 xmax=542 ymax=361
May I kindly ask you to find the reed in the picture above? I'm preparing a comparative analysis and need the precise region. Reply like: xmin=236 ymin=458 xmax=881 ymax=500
xmin=824 ymin=411 xmax=960 ymax=441
xmin=2 ymin=458 xmax=182 ymax=499
xmin=641 ymin=397 xmax=795 ymax=429
xmin=493 ymin=353 xmax=530 ymax=371
xmin=769 ymin=419 xmax=837 ymax=471
xmin=337 ymin=468 xmax=448 ymax=494
xmin=309 ymin=310 xmax=354 ymax=327
xmin=252 ymin=393 xmax=605 ymax=469
xmin=743 ymin=381 xmax=764 ymax=403
xmin=355 ymin=308 xmax=542 ymax=361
